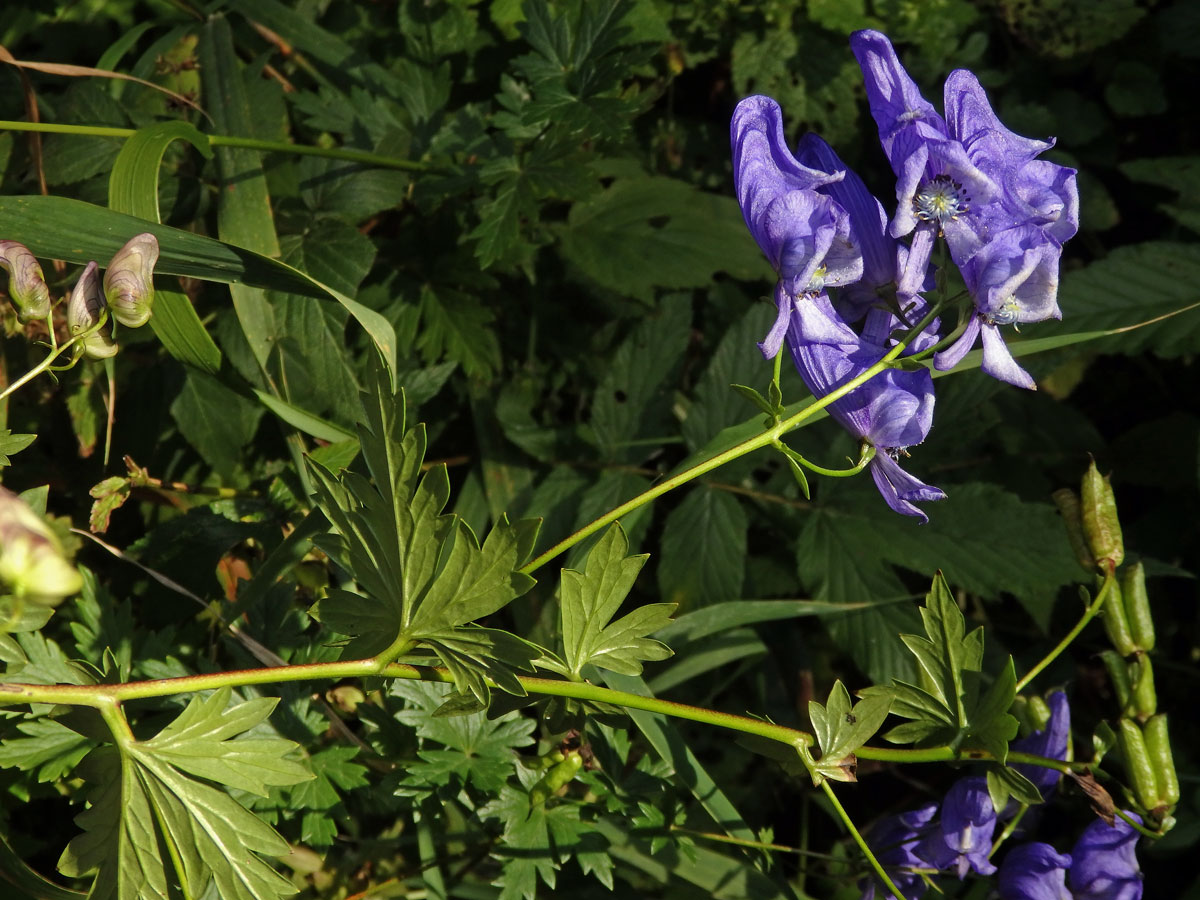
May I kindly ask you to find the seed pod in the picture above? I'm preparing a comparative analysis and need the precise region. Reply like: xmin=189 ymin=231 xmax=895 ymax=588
xmin=1099 ymin=576 xmax=1136 ymax=658
xmin=1081 ymin=460 xmax=1123 ymax=573
xmin=1130 ymin=656 xmax=1157 ymax=721
xmin=1026 ymin=694 xmax=1052 ymax=733
xmin=103 ymin=233 xmax=159 ymax=327
xmin=529 ymin=751 xmax=582 ymax=806
xmin=1052 ymin=487 xmax=1096 ymax=573
xmin=0 ymin=487 xmax=83 ymax=606
xmin=0 ymin=240 xmax=52 ymax=323
xmin=67 ymin=262 xmax=118 ymax=360
xmin=1117 ymin=718 xmax=1159 ymax=812
xmin=1099 ymin=650 xmax=1133 ymax=717
xmin=1120 ymin=562 xmax=1155 ymax=653
xmin=1143 ymin=714 xmax=1179 ymax=807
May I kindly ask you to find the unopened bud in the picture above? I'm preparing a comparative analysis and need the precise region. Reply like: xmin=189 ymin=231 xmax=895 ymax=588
xmin=1081 ymin=460 xmax=1123 ymax=573
xmin=103 ymin=233 xmax=159 ymax=327
xmin=0 ymin=240 xmax=52 ymax=323
xmin=0 ymin=487 xmax=82 ymax=605
xmin=67 ymin=262 xmax=118 ymax=360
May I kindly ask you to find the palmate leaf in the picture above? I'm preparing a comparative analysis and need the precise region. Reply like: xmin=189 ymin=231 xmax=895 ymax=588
xmin=307 ymin=356 xmax=541 ymax=700
xmin=860 ymin=574 xmax=1018 ymax=760
xmin=58 ymin=688 xmax=312 ymax=900
xmin=807 ymin=681 xmax=891 ymax=785
xmin=557 ymin=524 xmax=675 ymax=678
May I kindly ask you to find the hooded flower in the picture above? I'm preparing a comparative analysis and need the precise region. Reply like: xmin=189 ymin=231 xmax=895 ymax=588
xmin=916 ymin=776 xmax=997 ymax=878
xmin=860 ymin=802 xmax=939 ymax=900
xmin=731 ymin=95 xmax=864 ymax=357
xmin=1069 ymin=814 xmax=1143 ymax=900
xmin=997 ymin=842 xmax=1073 ymax=900
xmin=786 ymin=295 xmax=945 ymax=522
xmin=932 ymin=223 xmax=1062 ymax=389
xmin=795 ymin=133 xmax=936 ymax=322
xmin=103 ymin=232 xmax=159 ymax=328
xmin=0 ymin=240 xmax=52 ymax=324
xmin=67 ymin=261 xmax=119 ymax=360
xmin=1011 ymin=691 xmax=1070 ymax=798
xmin=0 ymin=487 xmax=83 ymax=606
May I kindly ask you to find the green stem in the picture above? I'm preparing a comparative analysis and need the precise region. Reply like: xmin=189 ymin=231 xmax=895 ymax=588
xmin=1015 ymin=573 xmax=1115 ymax=693
xmin=0 ymin=660 xmax=812 ymax=750
xmin=0 ymin=325 xmax=87 ymax=402
xmin=0 ymin=120 xmax=444 ymax=173
xmin=856 ymin=744 xmax=1082 ymax=774
xmin=990 ymin=804 xmax=1028 ymax=857
xmin=820 ymin=780 xmax=906 ymax=900
xmin=775 ymin=439 xmax=875 ymax=478
xmin=519 ymin=301 xmax=944 ymax=575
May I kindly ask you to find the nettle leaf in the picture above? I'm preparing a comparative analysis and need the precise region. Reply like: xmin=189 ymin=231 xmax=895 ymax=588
xmin=392 ymin=680 xmax=535 ymax=793
xmin=558 ymin=524 xmax=675 ymax=678
xmin=59 ymin=690 xmax=311 ymax=900
xmin=308 ymin=357 xmax=540 ymax=700
xmin=860 ymin=575 xmax=1019 ymax=759
xmin=807 ymin=681 xmax=891 ymax=785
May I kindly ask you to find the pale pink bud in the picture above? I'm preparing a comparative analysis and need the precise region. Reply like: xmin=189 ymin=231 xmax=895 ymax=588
xmin=103 ymin=233 xmax=159 ymax=328
xmin=0 ymin=240 xmax=52 ymax=323
xmin=67 ymin=261 xmax=118 ymax=360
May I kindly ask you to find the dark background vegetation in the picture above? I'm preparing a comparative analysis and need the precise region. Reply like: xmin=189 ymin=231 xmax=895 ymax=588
xmin=0 ymin=0 xmax=1197 ymax=897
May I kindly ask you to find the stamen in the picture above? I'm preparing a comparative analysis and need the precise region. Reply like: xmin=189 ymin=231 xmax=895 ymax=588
xmin=914 ymin=175 xmax=971 ymax=225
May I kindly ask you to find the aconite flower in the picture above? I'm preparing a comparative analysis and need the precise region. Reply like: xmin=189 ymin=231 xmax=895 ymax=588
xmin=67 ymin=261 xmax=118 ymax=360
xmin=0 ymin=240 xmax=52 ymax=324
xmin=103 ymin=232 xmax=159 ymax=328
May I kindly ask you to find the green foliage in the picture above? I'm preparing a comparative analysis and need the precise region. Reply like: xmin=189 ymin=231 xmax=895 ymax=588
xmin=860 ymin=575 xmax=1019 ymax=762
xmin=0 ymin=0 xmax=1196 ymax=897
xmin=308 ymin=357 xmax=540 ymax=701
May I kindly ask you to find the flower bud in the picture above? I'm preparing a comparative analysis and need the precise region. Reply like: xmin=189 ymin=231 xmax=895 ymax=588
xmin=1081 ymin=460 xmax=1123 ymax=573
xmin=0 ymin=240 xmax=52 ymax=323
xmin=1120 ymin=561 xmax=1155 ymax=653
xmin=1052 ymin=487 xmax=1096 ymax=573
xmin=67 ymin=262 xmax=118 ymax=360
xmin=0 ymin=487 xmax=82 ymax=606
xmin=103 ymin=233 xmax=159 ymax=327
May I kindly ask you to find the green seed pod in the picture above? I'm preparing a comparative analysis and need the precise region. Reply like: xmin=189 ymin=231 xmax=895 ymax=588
xmin=1099 ymin=576 xmax=1137 ymax=657
xmin=1099 ymin=650 xmax=1133 ymax=716
xmin=1120 ymin=562 xmax=1155 ymax=653
xmin=67 ymin=262 xmax=118 ymax=360
xmin=1130 ymin=655 xmax=1157 ymax=721
xmin=0 ymin=240 xmax=52 ymax=323
xmin=529 ymin=751 xmax=582 ymax=806
xmin=1027 ymin=694 xmax=1052 ymax=733
xmin=103 ymin=233 xmax=159 ymax=327
xmin=0 ymin=487 xmax=83 ymax=606
xmin=1052 ymin=487 xmax=1096 ymax=573
xmin=1117 ymin=718 xmax=1159 ymax=812
xmin=1144 ymin=714 xmax=1180 ymax=807
xmin=1081 ymin=460 xmax=1123 ymax=573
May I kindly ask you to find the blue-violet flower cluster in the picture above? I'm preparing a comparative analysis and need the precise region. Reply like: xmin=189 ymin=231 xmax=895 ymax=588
xmin=731 ymin=30 xmax=1078 ymax=521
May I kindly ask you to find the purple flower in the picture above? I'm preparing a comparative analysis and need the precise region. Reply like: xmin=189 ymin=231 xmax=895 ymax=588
xmin=860 ymin=802 xmax=939 ymax=900
xmin=1069 ymin=814 xmax=1143 ymax=900
xmin=0 ymin=240 xmax=52 ymax=323
xmin=731 ymin=95 xmax=864 ymax=357
xmin=916 ymin=776 xmax=997 ymax=878
xmin=849 ymin=31 xmax=1078 ymax=390
xmin=933 ymin=223 xmax=1063 ymax=389
xmin=786 ymin=295 xmax=945 ymax=522
xmin=997 ymin=842 xmax=1073 ymax=900
xmin=1011 ymin=691 xmax=1070 ymax=799
xmin=794 ymin=133 xmax=936 ymax=322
